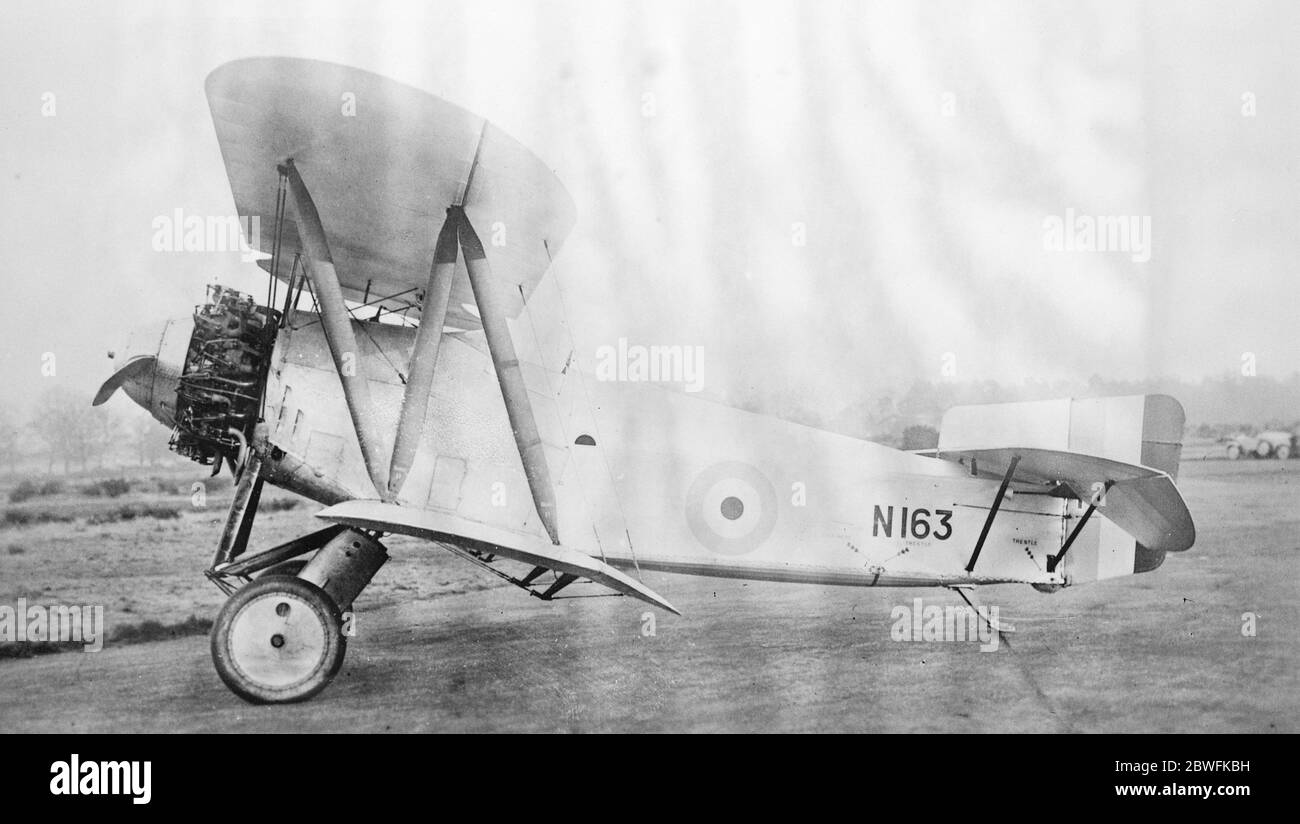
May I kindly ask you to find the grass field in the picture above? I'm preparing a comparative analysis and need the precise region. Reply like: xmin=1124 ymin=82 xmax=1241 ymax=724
xmin=0 ymin=453 xmax=1295 ymax=733
xmin=3 ymin=448 xmax=1289 ymax=627
xmin=0 ymin=464 xmax=502 ymax=653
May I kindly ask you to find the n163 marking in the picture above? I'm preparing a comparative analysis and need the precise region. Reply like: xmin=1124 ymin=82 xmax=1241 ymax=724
xmin=872 ymin=506 xmax=953 ymax=540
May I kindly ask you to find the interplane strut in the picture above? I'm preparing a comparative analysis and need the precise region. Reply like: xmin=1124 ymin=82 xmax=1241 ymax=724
xmin=283 ymin=160 xmax=392 ymax=499
xmin=281 ymin=160 xmax=560 ymax=545
xmin=457 ymin=208 xmax=560 ymax=545
xmin=388 ymin=210 xmax=459 ymax=496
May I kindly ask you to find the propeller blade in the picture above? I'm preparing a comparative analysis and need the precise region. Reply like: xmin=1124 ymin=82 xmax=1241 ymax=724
xmin=92 ymin=356 xmax=157 ymax=406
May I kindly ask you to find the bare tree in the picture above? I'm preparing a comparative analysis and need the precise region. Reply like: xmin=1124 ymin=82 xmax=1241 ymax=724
xmin=30 ymin=387 xmax=96 ymax=473
xmin=129 ymin=409 xmax=170 ymax=466
xmin=0 ymin=403 xmax=19 ymax=476
xmin=89 ymin=407 xmax=123 ymax=469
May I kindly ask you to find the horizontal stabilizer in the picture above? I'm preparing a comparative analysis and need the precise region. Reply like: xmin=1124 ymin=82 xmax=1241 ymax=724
xmin=936 ymin=394 xmax=1195 ymax=555
xmin=941 ymin=447 xmax=1195 ymax=553
xmin=315 ymin=501 xmax=679 ymax=614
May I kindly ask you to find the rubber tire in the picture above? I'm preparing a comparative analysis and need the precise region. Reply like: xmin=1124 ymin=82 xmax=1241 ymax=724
xmin=1226 ymin=444 xmax=1241 ymax=460
xmin=1276 ymin=445 xmax=1291 ymax=460
xmin=211 ymin=576 xmax=346 ymax=704
xmin=1256 ymin=441 xmax=1272 ymax=458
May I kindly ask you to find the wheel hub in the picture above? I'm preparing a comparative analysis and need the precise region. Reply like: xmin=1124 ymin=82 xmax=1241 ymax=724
xmin=227 ymin=591 xmax=329 ymax=690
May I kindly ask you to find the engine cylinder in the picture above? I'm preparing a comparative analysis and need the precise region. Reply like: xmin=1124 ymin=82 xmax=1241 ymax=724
xmin=172 ymin=285 xmax=279 ymax=466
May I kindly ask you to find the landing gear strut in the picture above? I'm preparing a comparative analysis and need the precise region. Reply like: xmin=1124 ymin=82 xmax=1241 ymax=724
xmin=206 ymin=445 xmax=389 ymax=703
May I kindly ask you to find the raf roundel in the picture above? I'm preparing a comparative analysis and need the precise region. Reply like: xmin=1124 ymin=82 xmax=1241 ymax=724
xmin=685 ymin=461 xmax=779 ymax=555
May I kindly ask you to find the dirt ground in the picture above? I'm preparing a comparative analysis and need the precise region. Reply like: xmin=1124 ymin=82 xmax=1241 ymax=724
xmin=0 ymin=455 xmax=1296 ymax=733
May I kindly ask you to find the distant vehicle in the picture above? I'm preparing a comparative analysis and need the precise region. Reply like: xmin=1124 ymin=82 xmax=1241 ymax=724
xmin=1223 ymin=431 xmax=1295 ymax=460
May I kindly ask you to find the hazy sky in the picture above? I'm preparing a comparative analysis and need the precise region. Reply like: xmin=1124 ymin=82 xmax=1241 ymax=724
xmin=2 ymin=0 xmax=1296 ymax=424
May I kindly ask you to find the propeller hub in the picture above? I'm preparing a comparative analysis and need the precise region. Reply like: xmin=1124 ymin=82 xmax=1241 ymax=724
xmin=92 ymin=317 xmax=191 ymax=428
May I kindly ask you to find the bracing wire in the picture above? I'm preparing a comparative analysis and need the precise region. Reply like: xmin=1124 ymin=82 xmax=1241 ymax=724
xmin=291 ymin=270 xmax=409 ymax=385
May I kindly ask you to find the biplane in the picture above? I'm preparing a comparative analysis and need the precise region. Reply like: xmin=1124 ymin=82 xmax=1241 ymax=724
xmin=93 ymin=58 xmax=1195 ymax=703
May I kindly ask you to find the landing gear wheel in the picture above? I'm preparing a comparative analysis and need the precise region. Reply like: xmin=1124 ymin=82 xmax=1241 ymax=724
xmin=211 ymin=576 xmax=346 ymax=704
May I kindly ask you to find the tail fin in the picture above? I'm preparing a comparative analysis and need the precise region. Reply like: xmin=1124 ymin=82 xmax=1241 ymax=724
xmin=938 ymin=394 xmax=1194 ymax=582
xmin=1130 ymin=394 xmax=1188 ymax=574
xmin=1136 ymin=394 xmax=1185 ymax=480
xmin=939 ymin=394 xmax=1186 ymax=474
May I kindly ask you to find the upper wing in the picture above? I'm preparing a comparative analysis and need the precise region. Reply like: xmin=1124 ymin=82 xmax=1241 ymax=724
xmin=204 ymin=57 xmax=577 ymax=330
xmin=316 ymin=500 xmax=679 ymax=615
